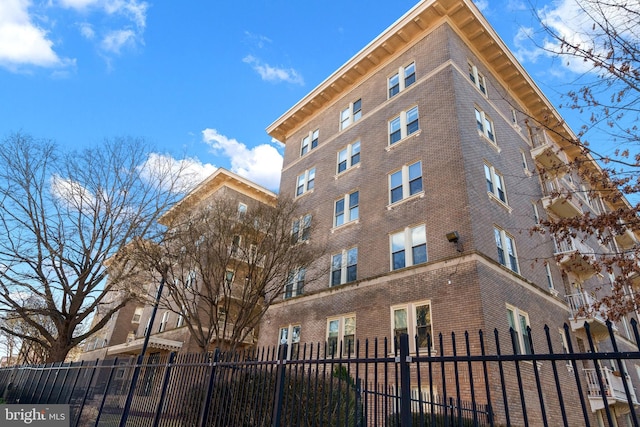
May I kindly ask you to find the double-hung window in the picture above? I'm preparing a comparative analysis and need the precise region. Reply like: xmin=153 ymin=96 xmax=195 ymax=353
xmin=494 ymin=227 xmax=519 ymax=273
xmin=327 ymin=315 xmax=356 ymax=356
xmin=340 ymin=99 xmax=362 ymax=130
xmin=158 ymin=311 xmax=169 ymax=333
xmin=301 ymin=129 xmax=319 ymax=156
xmin=468 ymin=62 xmax=487 ymax=95
xmin=390 ymin=225 xmax=427 ymax=270
xmin=390 ymin=161 xmax=423 ymax=204
xmin=279 ymin=325 xmax=301 ymax=359
xmin=331 ymin=247 xmax=358 ymax=286
xmin=291 ymin=214 xmax=312 ymax=243
xmin=389 ymin=106 xmax=419 ymax=145
xmin=484 ymin=163 xmax=506 ymax=203
xmin=388 ymin=62 xmax=416 ymax=97
xmin=337 ymin=141 xmax=361 ymax=174
xmin=224 ymin=270 xmax=235 ymax=287
xmin=296 ymin=168 xmax=316 ymax=196
xmin=132 ymin=307 xmax=143 ymax=323
xmin=475 ymin=107 xmax=495 ymax=142
xmin=284 ymin=268 xmax=305 ymax=299
xmin=507 ymin=305 xmax=531 ymax=355
xmin=392 ymin=301 xmax=432 ymax=352
xmin=334 ymin=191 xmax=359 ymax=227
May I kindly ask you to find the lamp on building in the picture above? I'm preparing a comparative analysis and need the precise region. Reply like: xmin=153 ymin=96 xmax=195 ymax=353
xmin=446 ymin=231 xmax=463 ymax=252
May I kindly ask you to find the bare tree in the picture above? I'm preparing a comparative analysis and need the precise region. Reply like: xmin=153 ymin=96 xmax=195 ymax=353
xmin=135 ymin=194 xmax=323 ymax=354
xmin=0 ymin=132 xmax=187 ymax=362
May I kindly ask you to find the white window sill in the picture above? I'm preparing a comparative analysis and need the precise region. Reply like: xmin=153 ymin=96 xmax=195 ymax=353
xmin=387 ymin=192 xmax=425 ymax=210
xmin=487 ymin=192 xmax=512 ymax=213
xmin=386 ymin=129 xmax=422 ymax=152
xmin=331 ymin=219 xmax=359 ymax=233
xmin=334 ymin=163 xmax=361 ymax=180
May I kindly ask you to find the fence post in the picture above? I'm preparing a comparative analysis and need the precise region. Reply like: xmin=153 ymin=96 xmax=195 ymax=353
xmin=74 ymin=360 xmax=99 ymax=427
xmin=198 ymin=349 xmax=220 ymax=427
xmin=93 ymin=358 xmax=119 ymax=427
xmin=399 ymin=334 xmax=411 ymax=427
xmin=271 ymin=343 xmax=288 ymax=427
xmin=152 ymin=352 xmax=175 ymax=427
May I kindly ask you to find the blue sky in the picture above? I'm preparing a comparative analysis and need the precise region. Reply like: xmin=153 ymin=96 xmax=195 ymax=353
xmin=0 ymin=0 xmax=603 ymax=192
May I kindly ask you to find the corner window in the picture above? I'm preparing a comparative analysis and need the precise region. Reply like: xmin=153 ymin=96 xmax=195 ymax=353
xmin=392 ymin=301 xmax=432 ymax=352
xmin=468 ymin=62 xmax=487 ymax=95
xmin=391 ymin=225 xmax=427 ymax=270
xmin=388 ymin=62 xmax=416 ymax=98
xmin=337 ymin=141 xmax=361 ymax=174
xmin=389 ymin=106 xmax=419 ymax=145
xmin=331 ymin=247 xmax=358 ymax=286
xmin=494 ymin=227 xmax=518 ymax=273
xmin=390 ymin=161 xmax=423 ymax=204
xmin=475 ymin=107 xmax=495 ymax=142
xmin=507 ymin=305 xmax=531 ymax=355
xmin=296 ymin=168 xmax=316 ymax=197
xmin=279 ymin=325 xmax=301 ymax=359
xmin=483 ymin=163 xmax=507 ymax=204
xmin=301 ymin=129 xmax=319 ymax=156
xmin=291 ymin=214 xmax=312 ymax=243
xmin=284 ymin=268 xmax=305 ymax=299
xmin=340 ymin=99 xmax=362 ymax=130
xmin=327 ymin=315 xmax=356 ymax=356
xmin=334 ymin=191 xmax=359 ymax=227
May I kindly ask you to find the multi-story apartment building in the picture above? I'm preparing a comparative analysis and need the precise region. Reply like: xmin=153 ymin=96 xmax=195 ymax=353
xmin=258 ymin=0 xmax=640 ymax=424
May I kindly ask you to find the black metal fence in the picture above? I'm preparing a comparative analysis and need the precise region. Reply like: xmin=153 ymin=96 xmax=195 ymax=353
xmin=1 ymin=321 xmax=640 ymax=426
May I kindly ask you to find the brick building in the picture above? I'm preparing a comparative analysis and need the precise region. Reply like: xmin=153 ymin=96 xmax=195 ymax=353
xmin=257 ymin=0 xmax=640 ymax=424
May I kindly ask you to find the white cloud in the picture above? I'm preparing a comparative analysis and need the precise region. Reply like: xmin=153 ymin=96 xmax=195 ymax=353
xmin=50 ymin=174 xmax=97 ymax=211
xmin=138 ymin=153 xmax=217 ymax=193
xmin=202 ymin=128 xmax=283 ymax=191
xmin=78 ymin=22 xmax=95 ymax=39
xmin=242 ymin=55 xmax=304 ymax=85
xmin=101 ymin=28 xmax=135 ymax=54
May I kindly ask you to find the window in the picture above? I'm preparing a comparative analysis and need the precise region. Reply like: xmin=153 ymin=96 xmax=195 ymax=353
xmin=158 ymin=311 xmax=169 ymax=332
xmin=389 ymin=106 xmax=419 ymax=145
xmin=185 ymin=270 xmax=197 ymax=289
xmin=468 ymin=62 xmax=486 ymax=95
xmin=494 ymin=227 xmax=518 ymax=273
xmin=340 ymin=99 xmax=362 ymax=130
xmin=391 ymin=225 xmax=427 ymax=270
xmin=390 ymin=161 xmax=423 ymax=204
xmin=296 ymin=168 xmax=316 ymax=196
xmin=331 ymin=247 xmax=358 ymax=286
xmin=337 ymin=141 xmax=361 ymax=174
xmin=132 ymin=307 xmax=143 ymax=323
xmin=291 ymin=214 xmax=312 ymax=243
xmin=334 ymin=191 xmax=359 ymax=227
xmin=224 ymin=270 xmax=235 ymax=287
xmin=483 ymin=163 xmax=506 ymax=203
xmin=237 ymin=203 xmax=247 ymax=218
xmin=176 ymin=306 xmax=185 ymax=328
xmin=511 ymin=108 xmax=518 ymax=126
xmin=532 ymin=202 xmax=540 ymax=224
xmin=230 ymin=235 xmax=241 ymax=257
xmin=545 ymin=263 xmax=555 ymax=292
xmin=392 ymin=301 xmax=432 ymax=352
xmin=475 ymin=107 xmax=495 ymax=142
xmin=284 ymin=268 xmax=305 ymax=299
xmin=301 ymin=129 xmax=319 ymax=156
xmin=388 ymin=62 xmax=416 ymax=97
xmin=279 ymin=325 xmax=301 ymax=359
xmin=507 ymin=305 xmax=531 ymax=355
xmin=217 ymin=306 xmax=227 ymax=323
xmin=520 ymin=150 xmax=530 ymax=174
xmin=327 ymin=315 xmax=356 ymax=356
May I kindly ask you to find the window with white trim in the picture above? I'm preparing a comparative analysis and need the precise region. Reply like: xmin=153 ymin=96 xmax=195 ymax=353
xmin=132 ymin=307 xmax=143 ymax=323
xmin=392 ymin=301 xmax=433 ymax=352
xmin=532 ymin=202 xmax=540 ymax=224
xmin=494 ymin=227 xmax=519 ymax=273
xmin=337 ymin=141 xmax=361 ymax=174
xmin=390 ymin=161 xmax=423 ymax=204
xmin=301 ymin=129 xmax=319 ymax=156
xmin=158 ymin=311 xmax=169 ymax=333
xmin=331 ymin=247 xmax=357 ymax=286
xmin=230 ymin=235 xmax=241 ymax=257
xmin=334 ymin=191 xmax=359 ymax=227
xmin=296 ymin=168 xmax=316 ymax=197
xmin=484 ymin=163 xmax=506 ymax=204
xmin=389 ymin=106 xmax=419 ymax=145
xmin=520 ymin=150 xmax=530 ymax=174
xmin=176 ymin=306 xmax=185 ymax=328
xmin=545 ymin=263 xmax=556 ymax=292
xmin=388 ymin=62 xmax=416 ymax=98
xmin=185 ymin=270 xmax=197 ymax=289
xmin=284 ymin=268 xmax=305 ymax=299
xmin=224 ymin=270 xmax=235 ymax=287
xmin=507 ymin=305 xmax=531 ymax=355
xmin=279 ymin=325 xmax=301 ymax=359
xmin=468 ymin=62 xmax=486 ymax=95
xmin=291 ymin=214 xmax=312 ymax=243
xmin=327 ymin=315 xmax=356 ymax=356
xmin=475 ymin=107 xmax=495 ymax=142
xmin=237 ymin=202 xmax=247 ymax=218
xmin=340 ymin=99 xmax=362 ymax=130
xmin=391 ymin=225 xmax=427 ymax=270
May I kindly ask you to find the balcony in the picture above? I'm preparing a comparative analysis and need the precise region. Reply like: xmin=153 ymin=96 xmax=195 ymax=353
xmin=584 ymin=366 xmax=638 ymax=413
xmin=565 ymin=292 xmax=613 ymax=340
xmin=529 ymin=129 xmax=567 ymax=176
xmin=614 ymin=224 xmax=638 ymax=250
xmin=541 ymin=178 xmax=583 ymax=219
xmin=554 ymin=238 xmax=597 ymax=281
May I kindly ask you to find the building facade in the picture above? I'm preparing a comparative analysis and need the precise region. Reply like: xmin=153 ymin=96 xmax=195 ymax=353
xmin=258 ymin=0 xmax=640 ymax=425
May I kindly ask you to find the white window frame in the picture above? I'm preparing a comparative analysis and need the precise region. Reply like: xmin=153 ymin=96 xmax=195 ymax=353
xmin=301 ymin=129 xmax=319 ymax=156
xmin=132 ymin=307 xmax=143 ymax=324
xmin=389 ymin=161 xmax=423 ymax=204
xmin=237 ymin=202 xmax=247 ymax=218
xmin=390 ymin=224 xmax=427 ymax=271
xmin=334 ymin=191 xmax=359 ymax=227
xmin=475 ymin=107 xmax=495 ymax=143
xmin=158 ymin=311 xmax=169 ymax=333
xmin=224 ymin=270 xmax=235 ymax=287
xmin=507 ymin=305 xmax=531 ymax=355
xmin=468 ymin=62 xmax=487 ymax=95
xmin=296 ymin=168 xmax=316 ymax=197
xmin=494 ymin=227 xmax=519 ymax=273
xmin=483 ymin=163 xmax=507 ymax=204
xmin=330 ymin=247 xmax=358 ymax=286
xmin=176 ymin=306 xmax=185 ymax=328
xmin=291 ymin=214 xmax=312 ymax=243
xmin=340 ymin=99 xmax=362 ymax=130
xmin=532 ymin=202 xmax=540 ymax=224
xmin=284 ymin=268 xmax=305 ymax=299
xmin=545 ymin=263 xmax=558 ymax=296
xmin=391 ymin=300 xmax=433 ymax=353
xmin=389 ymin=106 xmax=420 ymax=145
xmin=279 ymin=324 xmax=301 ymax=359
xmin=388 ymin=62 xmax=416 ymax=98
xmin=337 ymin=141 xmax=361 ymax=174
xmin=326 ymin=314 xmax=356 ymax=356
